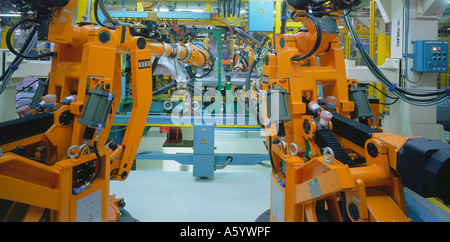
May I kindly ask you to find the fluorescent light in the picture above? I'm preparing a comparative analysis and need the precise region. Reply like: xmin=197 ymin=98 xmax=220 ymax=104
xmin=0 ymin=14 xmax=21 ymax=17
xmin=176 ymin=9 xmax=204 ymax=13
xmin=156 ymin=8 xmax=205 ymax=13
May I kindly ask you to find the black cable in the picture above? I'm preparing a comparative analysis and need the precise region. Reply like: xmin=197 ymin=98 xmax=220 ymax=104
xmin=245 ymin=59 xmax=258 ymax=95
xmin=186 ymin=66 xmax=197 ymax=82
xmin=94 ymin=0 xmax=115 ymax=29
xmin=197 ymin=68 xmax=213 ymax=79
xmin=361 ymin=44 xmax=448 ymax=103
xmin=1 ymin=18 xmax=47 ymax=95
xmin=235 ymin=27 xmax=264 ymax=48
xmin=152 ymin=57 xmax=160 ymax=73
xmin=186 ymin=45 xmax=214 ymax=79
xmin=223 ymin=0 xmax=227 ymax=17
xmin=344 ymin=12 xmax=448 ymax=105
xmin=6 ymin=18 xmax=55 ymax=59
xmin=237 ymin=0 xmax=241 ymax=17
xmin=399 ymin=93 xmax=447 ymax=102
xmin=380 ymin=98 xmax=399 ymax=106
xmin=341 ymin=191 xmax=350 ymax=222
xmin=245 ymin=59 xmax=266 ymax=128
xmin=397 ymin=88 xmax=446 ymax=97
xmin=153 ymin=81 xmax=177 ymax=96
xmin=290 ymin=12 xmax=323 ymax=61
xmin=268 ymin=136 xmax=278 ymax=178
xmin=356 ymin=39 xmax=442 ymax=102
xmin=90 ymin=140 xmax=103 ymax=183
xmin=367 ymin=84 xmax=398 ymax=100
xmin=359 ymin=42 xmax=447 ymax=101
xmin=235 ymin=33 xmax=256 ymax=50
xmin=239 ymin=52 xmax=249 ymax=67
xmin=231 ymin=52 xmax=237 ymax=67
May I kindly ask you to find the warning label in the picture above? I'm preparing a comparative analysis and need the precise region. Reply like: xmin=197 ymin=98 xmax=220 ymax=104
xmin=258 ymin=8 xmax=264 ymax=14
xmin=201 ymin=139 xmax=207 ymax=144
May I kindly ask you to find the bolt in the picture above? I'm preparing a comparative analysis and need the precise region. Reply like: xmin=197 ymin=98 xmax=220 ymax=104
xmin=119 ymin=200 xmax=126 ymax=208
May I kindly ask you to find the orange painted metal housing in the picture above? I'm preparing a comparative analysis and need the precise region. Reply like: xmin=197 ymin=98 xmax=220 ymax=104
xmin=0 ymin=0 xmax=210 ymax=222
xmin=262 ymin=14 xmax=412 ymax=222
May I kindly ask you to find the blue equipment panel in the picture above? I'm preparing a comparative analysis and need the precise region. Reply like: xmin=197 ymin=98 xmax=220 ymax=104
xmin=249 ymin=0 xmax=274 ymax=32
xmin=193 ymin=125 xmax=215 ymax=155
xmin=193 ymin=155 xmax=215 ymax=178
xmin=412 ymin=40 xmax=448 ymax=73
xmin=193 ymin=125 xmax=215 ymax=178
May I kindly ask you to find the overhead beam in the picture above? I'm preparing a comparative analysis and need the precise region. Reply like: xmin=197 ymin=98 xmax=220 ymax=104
xmin=376 ymin=0 xmax=391 ymax=22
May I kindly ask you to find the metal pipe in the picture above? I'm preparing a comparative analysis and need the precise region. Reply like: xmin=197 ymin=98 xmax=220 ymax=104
xmin=83 ymin=0 xmax=93 ymax=22
xmin=215 ymin=156 xmax=233 ymax=170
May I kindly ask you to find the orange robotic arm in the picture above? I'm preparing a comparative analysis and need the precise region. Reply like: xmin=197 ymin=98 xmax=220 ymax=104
xmin=260 ymin=0 xmax=450 ymax=222
xmin=109 ymin=40 xmax=210 ymax=181
xmin=0 ymin=0 xmax=210 ymax=221
xmin=46 ymin=0 xmax=211 ymax=182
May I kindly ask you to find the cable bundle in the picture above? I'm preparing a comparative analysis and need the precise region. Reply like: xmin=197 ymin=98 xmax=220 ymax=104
xmin=167 ymin=22 xmax=185 ymax=37
xmin=0 ymin=20 xmax=40 ymax=95
xmin=219 ymin=0 xmax=242 ymax=18
xmin=343 ymin=11 xmax=449 ymax=106
xmin=216 ymin=0 xmax=244 ymax=30
xmin=290 ymin=11 xmax=323 ymax=61
xmin=94 ymin=0 xmax=131 ymax=29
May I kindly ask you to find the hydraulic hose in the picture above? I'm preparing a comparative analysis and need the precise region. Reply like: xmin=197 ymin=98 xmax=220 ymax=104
xmin=343 ymin=10 xmax=449 ymax=106
xmin=290 ymin=12 xmax=323 ymax=62
xmin=245 ymin=59 xmax=265 ymax=128
xmin=153 ymin=81 xmax=177 ymax=96
xmin=90 ymin=140 xmax=103 ymax=183
xmin=6 ymin=18 xmax=55 ymax=59
xmin=1 ymin=19 xmax=40 ymax=95
xmin=234 ymin=28 xmax=263 ymax=47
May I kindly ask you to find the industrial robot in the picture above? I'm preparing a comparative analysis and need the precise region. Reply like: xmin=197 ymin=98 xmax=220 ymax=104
xmin=256 ymin=0 xmax=450 ymax=222
xmin=0 ymin=0 xmax=211 ymax=222
xmin=0 ymin=0 xmax=449 ymax=223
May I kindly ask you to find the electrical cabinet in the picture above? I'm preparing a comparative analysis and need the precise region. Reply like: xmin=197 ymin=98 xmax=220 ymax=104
xmin=193 ymin=124 xmax=215 ymax=155
xmin=412 ymin=40 xmax=448 ymax=73
xmin=249 ymin=0 xmax=274 ymax=32
xmin=193 ymin=124 xmax=215 ymax=178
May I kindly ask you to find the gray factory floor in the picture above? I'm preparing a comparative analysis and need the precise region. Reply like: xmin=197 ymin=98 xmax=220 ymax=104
xmin=109 ymin=127 xmax=272 ymax=222
xmin=109 ymin=166 xmax=271 ymax=222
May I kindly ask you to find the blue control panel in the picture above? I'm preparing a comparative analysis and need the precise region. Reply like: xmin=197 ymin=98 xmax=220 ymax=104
xmin=412 ymin=40 xmax=448 ymax=73
xmin=249 ymin=0 xmax=274 ymax=32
